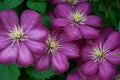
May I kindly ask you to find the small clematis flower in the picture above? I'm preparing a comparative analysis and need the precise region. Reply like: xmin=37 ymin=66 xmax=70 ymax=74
xmin=0 ymin=10 xmax=48 ymax=66
xmin=50 ymin=0 xmax=88 ymax=5
xmin=52 ymin=2 xmax=102 ymax=40
xmin=77 ymin=27 xmax=120 ymax=80
xmin=34 ymin=30 xmax=79 ymax=73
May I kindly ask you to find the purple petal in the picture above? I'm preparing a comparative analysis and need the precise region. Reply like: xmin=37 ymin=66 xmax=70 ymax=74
xmin=46 ymin=11 xmax=56 ymax=20
xmin=75 ymin=2 xmax=92 ymax=15
xmin=67 ymin=72 xmax=82 ymax=80
xmin=26 ymin=24 xmax=48 ymax=41
xmin=50 ymin=0 xmax=63 ymax=4
xmin=52 ymin=51 xmax=69 ymax=73
xmin=0 ymin=10 xmax=18 ymax=29
xmin=0 ymin=45 xmax=18 ymax=64
xmin=80 ymin=61 xmax=99 ymax=76
xmin=61 ymin=42 xmax=79 ymax=58
xmin=85 ymin=15 xmax=102 ymax=27
xmin=64 ymin=26 xmax=82 ymax=40
xmin=104 ymin=32 xmax=120 ymax=50
xmin=94 ymin=26 xmax=115 ymax=45
xmin=54 ymin=3 xmax=73 ymax=18
xmin=0 ymin=35 xmax=11 ymax=51
xmin=34 ymin=54 xmax=51 ymax=71
xmin=17 ymin=42 xmax=34 ymax=66
xmin=52 ymin=19 xmax=70 ymax=29
xmin=80 ymin=44 xmax=92 ymax=61
xmin=106 ymin=48 xmax=120 ymax=65
xmin=79 ymin=25 xmax=100 ymax=39
xmin=25 ymin=40 xmax=46 ymax=55
xmin=57 ymin=33 xmax=70 ymax=43
xmin=20 ymin=10 xmax=42 ymax=31
xmin=99 ymin=61 xmax=115 ymax=80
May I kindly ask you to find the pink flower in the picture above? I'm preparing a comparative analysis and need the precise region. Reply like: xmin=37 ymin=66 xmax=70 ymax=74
xmin=0 ymin=10 xmax=48 ymax=66
xmin=77 ymin=27 xmax=120 ymax=80
xmin=50 ymin=0 xmax=88 ymax=5
xmin=52 ymin=2 xmax=102 ymax=40
xmin=34 ymin=30 xmax=79 ymax=73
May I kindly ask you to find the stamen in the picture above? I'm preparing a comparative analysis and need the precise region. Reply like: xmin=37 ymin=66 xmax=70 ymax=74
xmin=46 ymin=35 xmax=61 ymax=55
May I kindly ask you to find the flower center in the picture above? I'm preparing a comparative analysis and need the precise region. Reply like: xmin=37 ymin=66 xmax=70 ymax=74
xmin=46 ymin=35 xmax=61 ymax=54
xmin=73 ymin=12 xmax=82 ymax=22
xmin=90 ymin=44 xmax=110 ymax=62
xmin=9 ymin=26 xmax=24 ymax=40
xmin=68 ymin=0 xmax=73 ymax=3
xmin=49 ymin=41 xmax=59 ymax=49
xmin=96 ymin=51 xmax=103 ymax=57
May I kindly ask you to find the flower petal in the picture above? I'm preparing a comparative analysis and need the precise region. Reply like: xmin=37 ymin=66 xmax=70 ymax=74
xmin=75 ymin=2 xmax=92 ymax=15
xmin=64 ymin=26 xmax=82 ymax=40
xmin=54 ymin=3 xmax=73 ymax=18
xmin=52 ymin=51 xmax=69 ymax=73
xmin=0 ymin=45 xmax=18 ymax=64
xmin=106 ymin=48 xmax=120 ymax=65
xmin=67 ymin=72 xmax=82 ymax=80
xmin=52 ymin=19 xmax=70 ymax=29
xmin=34 ymin=54 xmax=51 ymax=71
xmin=25 ymin=40 xmax=46 ymax=54
xmin=0 ymin=35 xmax=11 ymax=51
xmin=0 ymin=10 xmax=18 ymax=29
xmin=50 ymin=0 xmax=63 ymax=4
xmin=94 ymin=26 xmax=114 ymax=45
xmin=20 ymin=10 xmax=42 ymax=31
xmin=25 ymin=24 xmax=48 ymax=41
xmin=17 ymin=42 xmax=34 ymax=66
xmin=80 ymin=61 xmax=99 ymax=76
xmin=79 ymin=25 xmax=100 ymax=39
xmin=104 ymin=32 xmax=120 ymax=50
xmin=85 ymin=15 xmax=102 ymax=28
xmin=80 ymin=44 xmax=92 ymax=62
xmin=99 ymin=61 xmax=115 ymax=80
xmin=61 ymin=42 xmax=79 ymax=58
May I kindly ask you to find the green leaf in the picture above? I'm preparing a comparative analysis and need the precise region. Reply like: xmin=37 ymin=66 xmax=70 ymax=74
xmin=42 ymin=15 xmax=51 ymax=29
xmin=107 ymin=7 xmax=118 ymax=27
xmin=26 ymin=66 xmax=55 ymax=80
xmin=27 ymin=0 xmax=46 ymax=15
xmin=0 ymin=0 xmax=24 ymax=11
xmin=0 ymin=64 xmax=20 ymax=80
xmin=116 ymin=53 xmax=120 ymax=56
xmin=118 ymin=21 xmax=120 ymax=32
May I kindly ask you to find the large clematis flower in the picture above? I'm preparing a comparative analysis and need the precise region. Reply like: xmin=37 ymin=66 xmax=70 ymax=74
xmin=50 ymin=0 xmax=88 ymax=5
xmin=0 ymin=10 xmax=48 ymax=66
xmin=34 ymin=30 xmax=79 ymax=73
xmin=77 ymin=27 xmax=120 ymax=80
xmin=52 ymin=2 xmax=102 ymax=40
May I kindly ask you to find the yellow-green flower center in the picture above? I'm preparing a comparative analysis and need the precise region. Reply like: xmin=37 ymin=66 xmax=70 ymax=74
xmin=9 ymin=27 xmax=24 ymax=40
xmin=49 ymin=41 xmax=58 ymax=49
xmin=96 ymin=51 xmax=103 ymax=57
xmin=73 ymin=12 xmax=82 ymax=22
xmin=68 ymin=0 xmax=73 ymax=3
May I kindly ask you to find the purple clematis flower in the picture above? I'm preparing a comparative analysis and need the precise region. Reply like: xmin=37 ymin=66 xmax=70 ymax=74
xmin=34 ymin=30 xmax=79 ymax=73
xmin=77 ymin=27 xmax=120 ymax=80
xmin=0 ymin=10 xmax=48 ymax=66
xmin=52 ymin=2 xmax=102 ymax=40
xmin=50 ymin=0 xmax=88 ymax=5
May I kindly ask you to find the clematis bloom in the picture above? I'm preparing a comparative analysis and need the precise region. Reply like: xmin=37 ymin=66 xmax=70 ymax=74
xmin=77 ymin=27 xmax=120 ymax=80
xmin=34 ymin=30 xmax=79 ymax=73
xmin=0 ymin=10 xmax=48 ymax=66
xmin=52 ymin=2 xmax=102 ymax=40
